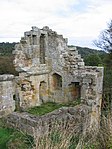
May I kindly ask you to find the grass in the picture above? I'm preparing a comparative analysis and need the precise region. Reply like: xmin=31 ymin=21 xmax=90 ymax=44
xmin=0 ymin=119 xmax=35 ymax=149
xmin=36 ymin=128 xmax=77 ymax=149
xmin=27 ymin=99 xmax=81 ymax=116
xmin=0 ymin=127 xmax=13 ymax=149
xmin=6 ymin=131 xmax=35 ymax=149
xmin=0 ymin=103 xmax=112 ymax=149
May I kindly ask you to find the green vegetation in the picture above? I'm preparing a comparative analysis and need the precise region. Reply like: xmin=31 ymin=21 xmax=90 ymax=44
xmin=69 ymin=135 xmax=79 ymax=149
xmin=68 ymin=45 xmax=106 ymax=59
xmin=7 ymin=131 xmax=35 ymax=149
xmin=0 ymin=42 xmax=18 ymax=75
xmin=0 ymin=119 xmax=35 ymax=149
xmin=27 ymin=100 xmax=81 ymax=116
xmin=84 ymin=53 xmax=102 ymax=66
xmin=0 ymin=42 xmax=16 ymax=56
xmin=0 ymin=55 xmax=18 ymax=75
xmin=0 ymin=127 xmax=13 ymax=148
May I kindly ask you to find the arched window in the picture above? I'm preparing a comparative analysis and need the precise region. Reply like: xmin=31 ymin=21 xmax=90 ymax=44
xmin=52 ymin=73 xmax=62 ymax=90
xmin=68 ymin=82 xmax=80 ymax=100
xmin=39 ymin=81 xmax=47 ymax=103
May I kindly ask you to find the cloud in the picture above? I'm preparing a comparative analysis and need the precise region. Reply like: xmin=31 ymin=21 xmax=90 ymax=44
xmin=0 ymin=0 xmax=112 ymax=49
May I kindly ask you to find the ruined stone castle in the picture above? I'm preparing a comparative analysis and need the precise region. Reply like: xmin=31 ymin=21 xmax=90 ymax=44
xmin=0 ymin=26 xmax=103 ymax=118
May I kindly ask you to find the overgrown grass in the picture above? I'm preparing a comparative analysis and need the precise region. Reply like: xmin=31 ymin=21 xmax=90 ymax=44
xmin=1 ymin=107 xmax=112 ymax=149
xmin=35 ymin=121 xmax=81 ymax=149
xmin=27 ymin=100 xmax=81 ymax=116
xmin=6 ymin=131 xmax=35 ymax=149
xmin=0 ymin=127 xmax=13 ymax=148
xmin=0 ymin=119 xmax=35 ymax=149
xmin=35 ymin=114 xmax=112 ymax=149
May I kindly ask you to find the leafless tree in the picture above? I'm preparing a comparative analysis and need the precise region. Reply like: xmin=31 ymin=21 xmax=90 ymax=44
xmin=94 ymin=20 xmax=112 ymax=53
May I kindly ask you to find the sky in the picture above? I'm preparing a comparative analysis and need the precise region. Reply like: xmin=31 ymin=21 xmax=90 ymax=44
xmin=0 ymin=0 xmax=112 ymax=49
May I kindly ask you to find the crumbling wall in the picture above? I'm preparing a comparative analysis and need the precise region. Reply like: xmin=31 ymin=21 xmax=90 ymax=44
xmin=80 ymin=66 xmax=104 ymax=129
xmin=12 ymin=27 xmax=86 ymax=108
xmin=0 ymin=26 xmax=104 ymax=135
xmin=0 ymin=75 xmax=15 ymax=118
xmin=4 ymin=104 xmax=90 ymax=139
xmin=12 ymin=26 xmax=103 ymax=117
xmin=14 ymin=73 xmax=49 ymax=109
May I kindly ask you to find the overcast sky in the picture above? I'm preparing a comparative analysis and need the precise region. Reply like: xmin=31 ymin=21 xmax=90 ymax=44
xmin=0 ymin=0 xmax=112 ymax=49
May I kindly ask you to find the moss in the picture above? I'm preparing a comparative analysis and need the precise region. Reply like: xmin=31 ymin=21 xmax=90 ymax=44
xmin=27 ymin=99 xmax=81 ymax=116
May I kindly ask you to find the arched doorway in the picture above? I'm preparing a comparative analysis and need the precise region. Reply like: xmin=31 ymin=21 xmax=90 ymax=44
xmin=39 ymin=81 xmax=47 ymax=103
xmin=69 ymin=82 xmax=80 ymax=100
xmin=52 ymin=73 xmax=62 ymax=90
xmin=51 ymin=73 xmax=62 ymax=102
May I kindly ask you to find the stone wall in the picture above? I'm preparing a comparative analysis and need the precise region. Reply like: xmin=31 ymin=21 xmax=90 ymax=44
xmin=13 ymin=26 xmax=103 ymax=110
xmin=4 ymin=104 xmax=90 ymax=139
xmin=0 ymin=75 xmax=15 ymax=118
xmin=15 ymin=73 xmax=49 ymax=109
xmin=0 ymin=26 xmax=103 ymax=126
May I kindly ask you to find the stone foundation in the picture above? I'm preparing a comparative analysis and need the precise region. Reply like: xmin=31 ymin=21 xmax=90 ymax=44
xmin=4 ymin=105 xmax=90 ymax=138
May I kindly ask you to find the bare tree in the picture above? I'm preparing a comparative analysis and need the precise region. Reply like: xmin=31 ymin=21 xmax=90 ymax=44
xmin=94 ymin=20 xmax=112 ymax=53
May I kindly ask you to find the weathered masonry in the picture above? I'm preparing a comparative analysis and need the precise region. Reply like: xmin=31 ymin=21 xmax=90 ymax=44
xmin=0 ymin=26 xmax=103 ymax=117
xmin=13 ymin=26 xmax=103 ymax=110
